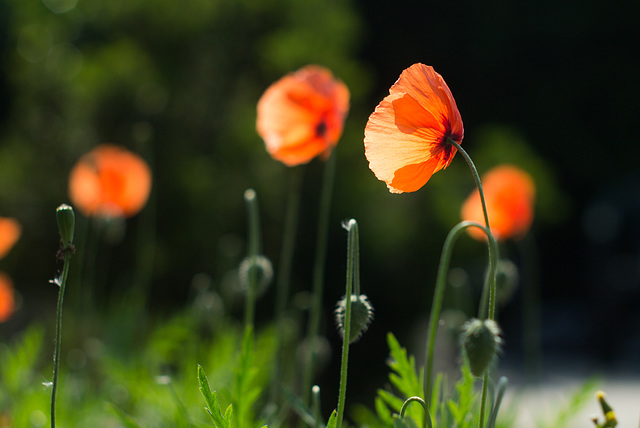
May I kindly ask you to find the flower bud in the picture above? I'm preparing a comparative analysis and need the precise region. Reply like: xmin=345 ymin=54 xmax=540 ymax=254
xmin=460 ymin=318 xmax=502 ymax=376
xmin=335 ymin=294 xmax=374 ymax=343
xmin=238 ymin=255 xmax=273 ymax=296
xmin=596 ymin=391 xmax=617 ymax=427
xmin=56 ymin=204 xmax=75 ymax=250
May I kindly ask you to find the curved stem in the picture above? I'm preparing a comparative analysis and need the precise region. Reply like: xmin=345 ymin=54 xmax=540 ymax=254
xmin=400 ymin=396 xmax=432 ymax=428
xmin=446 ymin=139 xmax=500 ymax=428
xmin=336 ymin=219 xmax=358 ymax=428
xmin=302 ymin=150 xmax=337 ymax=405
xmin=423 ymin=221 xmax=489 ymax=412
xmin=51 ymin=251 xmax=72 ymax=428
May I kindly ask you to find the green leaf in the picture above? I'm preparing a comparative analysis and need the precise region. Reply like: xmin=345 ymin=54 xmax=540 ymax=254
xmin=198 ymin=364 xmax=227 ymax=427
xmin=223 ymin=404 xmax=234 ymax=428
xmin=326 ymin=410 xmax=338 ymax=428
xmin=386 ymin=333 xmax=422 ymax=398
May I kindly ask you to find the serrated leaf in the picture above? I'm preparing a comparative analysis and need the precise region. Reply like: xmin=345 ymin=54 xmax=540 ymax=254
xmin=198 ymin=364 xmax=227 ymax=427
xmin=386 ymin=333 xmax=421 ymax=398
xmin=326 ymin=410 xmax=338 ymax=428
xmin=224 ymin=404 xmax=234 ymax=428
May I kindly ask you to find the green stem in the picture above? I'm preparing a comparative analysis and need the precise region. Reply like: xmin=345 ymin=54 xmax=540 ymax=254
xmin=400 ymin=396 xmax=432 ymax=428
xmin=446 ymin=139 xmax=499 ymax=428
xmin=478 ymin=371 xmax=489 ymax=428
xmin=270 ymin=167 xmax=303 ymax=404
xmin=336 ymin=219 xmax=358 ymax=428
xmin=486 ymin=377 xmax=508 ymax=428
xmin=243 ymin=189 xmax=262 ymax=329
xmin=302 ymin=150 xmax=337 ymax=405
xmin=51 ymin=251 xmax=72 ymax=428
xmin=423 ymin=220 xmax=488 ymax=414
xmin=312 ymin=385 xmax=322 ymax=428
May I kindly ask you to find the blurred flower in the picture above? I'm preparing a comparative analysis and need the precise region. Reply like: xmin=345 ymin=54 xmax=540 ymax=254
xmin=68 ymin=144 xmax=152 ymax=218
xmin=256 ymin=65 xmax=350 ymax=166
xmin=0 ymin=272 xmax=15 ymax=323
xmin=0 ymin=217 xmax=21 ymax=259
xmin=364 ymin=63 xmax=464 ymax=193
xmin=461 ymin=164 xmax=535 ymax=241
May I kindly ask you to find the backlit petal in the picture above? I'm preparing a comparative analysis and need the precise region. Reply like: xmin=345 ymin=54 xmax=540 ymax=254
xmin=69 ymin=145 xmax=152 ymax=218
xmin=256 ymin=65 xmax=349 ymax=166
xmin=364 ymin=64 xmax=464 ymax=193
xmin=0 ymin=272 xmax=14 ymax=323
xmin=461 ymin=165 xmax=535 ymax=240
xmin=0 ymin=218 xmax=21 ymax=259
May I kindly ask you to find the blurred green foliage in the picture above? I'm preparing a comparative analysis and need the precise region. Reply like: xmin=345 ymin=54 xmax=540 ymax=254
xmin=0 ymin=0 xmax=372 ymax=310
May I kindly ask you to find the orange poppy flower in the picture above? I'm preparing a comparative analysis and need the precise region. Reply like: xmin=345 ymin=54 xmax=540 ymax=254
xmin=69 ymin=144 xmax=152 ymax=218
xmin=0 ymin=272 xmax=15 ymax=323
xmin=256 ymin=65 xmax=350 ymax=166
xmin=364 ymin=63 xmax=464 ymax=193
xmin=461 ymin=165 xmax=535 ymax=241
xmin=0 ymin=217 xmax=21 ymax=260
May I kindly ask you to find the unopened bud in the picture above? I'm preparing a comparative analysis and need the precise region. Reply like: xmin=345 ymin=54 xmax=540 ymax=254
xmin=460 ymin=318 xmax=502 ymax=376
xmin=335 ymin=294 xmax=374 ymax=343
xmin=56 ymin=204 xmax=75 ymax=251
xmin=238 ymin=255 xmax=273 ymax=296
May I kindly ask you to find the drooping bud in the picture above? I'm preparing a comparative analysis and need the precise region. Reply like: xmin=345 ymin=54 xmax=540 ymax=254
xmin=56 ymin=204 xmax=75 ymax=251
xmin=335 ymin=294 xmax=374 ymax=343
xmin=460 ymin=318 xmax=502 ymax=376
xmin=238 ymin=255 xmax=273 ymax=297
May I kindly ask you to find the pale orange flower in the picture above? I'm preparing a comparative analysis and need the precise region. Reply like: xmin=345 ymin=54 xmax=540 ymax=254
xmin=461 ymin=165 xmax=535 ymax=241
xmin=69 ymin=144 xmax=152 ymax=218
xmin=365 ymin=63 xmax=464 ymax=193
xmin=256 ymin=65 xmax=350 ymax=166
xmin=0 ymin=272 xmax=15 ymax=323
xmin=0 ymin=217 xmax=21 ymax=259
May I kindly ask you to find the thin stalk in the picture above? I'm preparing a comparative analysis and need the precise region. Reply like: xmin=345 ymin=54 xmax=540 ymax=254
xmin=243 ymin=189 xmax=262 ymax=328
xmin=312 ymin=385 xmax=322 ymax=428
xmin=423 ymin=220 xmax=488 ymax=411
xmin=445 ymin=139 xmax=499 ymax=428
xmin=302 ymin=150 xmax=337 ymax=405
xmin=486 ymin=377 xmax=508 ymax=428
xmin=51 ymin=251 xmax=72 ymax=428
xmin=336 ymin=219 xmax=358 ymax=428
xmin=270 ymin=167 xmax=303 ymax=404
xmin=477 ymin=371 xmax=490 ymax=428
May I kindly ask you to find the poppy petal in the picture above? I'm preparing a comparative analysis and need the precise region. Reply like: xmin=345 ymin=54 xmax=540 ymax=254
xmin=391 ymin=63 xmax=463 ymax=140
xmin=364 ymin=64 xmax=464 ymax=193
xmin=461 ymin=165 xmax=535 ymax=240
xmin=0 ymin=272 xmax=14 ymax=323
xmin=69 ymin=145 xmax=152 ymax=218
xmin=256 ymin=65 xmax=349 ymax=166
xmin=365 ymin=93 xmax=450 ymax=193
xmin=0 ymin=218 xmax=21 ymax=260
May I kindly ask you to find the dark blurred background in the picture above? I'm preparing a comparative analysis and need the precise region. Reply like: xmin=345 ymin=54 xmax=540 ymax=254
xmin=1 ymin=0 xmax=639 ymax=409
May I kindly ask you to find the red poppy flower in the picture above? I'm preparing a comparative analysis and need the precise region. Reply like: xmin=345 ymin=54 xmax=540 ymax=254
xmin=0 ymin=272 xmax=15 ymax=323
xmin=256 ymin=65 xmax=350 ymax=166
xmin=0 ymin=217 xmax=21 ymax=260
xmin=68 ymin=144 xmax=152 ymax=218
xmin=461 ymin=165 xmax=535 ymax=241
xmin=364 ymin=63 xmax=464 ymax=193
